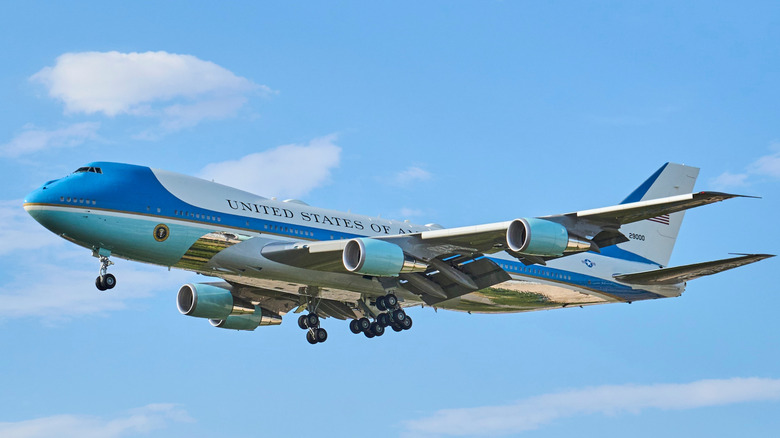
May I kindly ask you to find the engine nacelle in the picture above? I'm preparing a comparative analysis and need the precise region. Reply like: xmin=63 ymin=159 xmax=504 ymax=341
xmin=342 ymin=238 xmax=427 ymax=276
xmin=178 ymin=283 xmax=282 ymax=331
xmin=506 ymin=218 xmax=591 ymax=256
xmin=177 ymin=283 xmax=255 ymax=319
xmin=210 ymin=308 xmax=282 ymax=331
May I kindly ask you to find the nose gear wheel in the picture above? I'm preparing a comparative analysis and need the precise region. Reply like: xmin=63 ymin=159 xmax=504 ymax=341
xmin=95 ymin=255 xmax=116 ymax=291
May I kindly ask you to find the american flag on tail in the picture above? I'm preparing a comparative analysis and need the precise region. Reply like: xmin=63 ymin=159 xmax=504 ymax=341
xmin=647 ymin=214 xmax=670 ymax=225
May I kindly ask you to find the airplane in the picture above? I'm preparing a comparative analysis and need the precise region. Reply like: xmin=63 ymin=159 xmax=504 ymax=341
xmin=23 ymin=162 xmax=773 ymax=344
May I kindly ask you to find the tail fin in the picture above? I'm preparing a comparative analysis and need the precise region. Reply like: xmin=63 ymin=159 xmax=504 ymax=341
xmin=616 ymin=163 xmax=699 ymax=267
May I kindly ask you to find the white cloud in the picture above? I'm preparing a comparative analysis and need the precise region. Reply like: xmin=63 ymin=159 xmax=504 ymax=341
xmin=30 ymin=51 xmax=267 ymax=135
xmin=395 ymin=166 xmax=432 ymax=185
xmin=0 ymin=122 xmax=100 ymax=157
xmin=403 ymin=377 xmax=780 ymax=437
xmin=199 ymin=135 xmax=342 ymax=198
xmin=711 ymin=145 xmax=780 ymax=189
xmin=749 ymin=149 xmax=780 ymax=178
xmin=0 ymin=404 xmax=192 ymax=438
xmin=711 ymin=171 xmax=749 ymax=189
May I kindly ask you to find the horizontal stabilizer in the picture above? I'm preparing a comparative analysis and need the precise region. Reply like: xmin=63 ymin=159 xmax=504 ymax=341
xmin=613 ymin=254 xmax=774 ymax=285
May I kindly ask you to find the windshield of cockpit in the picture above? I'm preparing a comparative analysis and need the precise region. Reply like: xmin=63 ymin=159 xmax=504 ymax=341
xmin=73 ymin=166 xmax=103 ymax=174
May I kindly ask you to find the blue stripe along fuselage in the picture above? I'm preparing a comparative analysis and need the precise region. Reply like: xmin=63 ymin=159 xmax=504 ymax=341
xmin=24 ymin=162 xmax=665 ymax=301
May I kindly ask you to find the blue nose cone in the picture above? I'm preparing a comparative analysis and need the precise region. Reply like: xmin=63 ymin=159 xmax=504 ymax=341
xmin=24 ymin=186 xmax=46 ymax=205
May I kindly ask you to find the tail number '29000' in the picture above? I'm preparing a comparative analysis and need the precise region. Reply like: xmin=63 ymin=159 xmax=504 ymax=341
xmin=629 ymin=233 xmax=646 ymax=241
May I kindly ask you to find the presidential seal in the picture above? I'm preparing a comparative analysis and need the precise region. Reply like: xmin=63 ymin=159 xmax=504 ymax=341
xmin=153 ymin=224 xmax=170 ymax=242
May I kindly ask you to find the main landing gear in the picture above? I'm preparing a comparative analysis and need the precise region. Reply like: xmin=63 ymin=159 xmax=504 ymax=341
xmin=95 ymin=254 xmax=116 ymax=291
xmin=348 ymin=293 xmax=413 ymax=339
xmin=297 ymin=286 xmax=328 ymax=344
xmin=298 ymin=313 xmax=328 ymax=345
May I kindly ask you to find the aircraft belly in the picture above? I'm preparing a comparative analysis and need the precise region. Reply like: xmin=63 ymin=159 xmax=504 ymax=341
xmin=435 ymin=278 xmax=613 ymax=313
xmin=218 ymin=275 xmax=366 ymax=307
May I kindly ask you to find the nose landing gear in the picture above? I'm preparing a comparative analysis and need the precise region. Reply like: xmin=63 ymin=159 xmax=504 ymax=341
xmin=95 ymin=254 xmax=116 ymax=291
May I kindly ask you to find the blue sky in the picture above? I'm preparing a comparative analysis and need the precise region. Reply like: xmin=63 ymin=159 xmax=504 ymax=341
xmin=1 ymin=1 xmax=779 ymax=437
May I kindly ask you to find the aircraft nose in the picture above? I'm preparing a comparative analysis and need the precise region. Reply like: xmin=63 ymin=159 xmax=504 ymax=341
xmin=23 ymin=179 xmax=63 ymax=225
xmin=24 ymin=187 xmax=45 ymax=205
xmin=24 ymin=187 xmax=49 ymax=224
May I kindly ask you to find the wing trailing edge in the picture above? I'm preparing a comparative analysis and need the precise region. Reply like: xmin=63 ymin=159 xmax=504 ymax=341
xmin=613 ymin=254 xmax=774 ymax=285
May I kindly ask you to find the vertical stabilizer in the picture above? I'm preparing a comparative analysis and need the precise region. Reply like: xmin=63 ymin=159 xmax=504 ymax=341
xmin=616 ymin=163 xmax=699 ymax=267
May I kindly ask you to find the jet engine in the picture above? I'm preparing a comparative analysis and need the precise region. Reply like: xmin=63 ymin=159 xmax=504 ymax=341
xmin=342 ymin=238 xmax=427 ymax=276
xmin=506 ymin=218 xmax=591 ymax=256
xmin=177 ymin=283 xmax=281 ymax=331
xmin=209 ymin=310 xmax=282 ymax=331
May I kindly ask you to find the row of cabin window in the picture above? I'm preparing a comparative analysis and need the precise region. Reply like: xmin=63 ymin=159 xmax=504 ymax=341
xmin=62 ymin=196 xmax=96 ymax=205
xmin=263 ymin=223 xmax=314 ymax=237
xmin=498 ymin=263 xmax=572 ymax=281
xmin=172 ymin=209 xmax=222 ymax=222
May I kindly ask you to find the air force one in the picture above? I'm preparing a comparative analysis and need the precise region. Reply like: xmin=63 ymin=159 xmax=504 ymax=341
xmin=23 ymin=162 xmax=773 ymax=344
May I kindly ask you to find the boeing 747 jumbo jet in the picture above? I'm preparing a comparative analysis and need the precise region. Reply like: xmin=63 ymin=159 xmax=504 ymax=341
xmin=23 ymin=162 xmax=773 ymax=344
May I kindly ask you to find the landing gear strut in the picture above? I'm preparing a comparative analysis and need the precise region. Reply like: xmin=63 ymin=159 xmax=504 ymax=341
xmin=298 ymin=313 xmax=328 ymax=344
xmin=297 ymin=286 xmax=328 ymax=344
xmin=95 ymin=254 xmax=116 ymax=291
xmin=349 ymin=293 xmax=413 ymax=339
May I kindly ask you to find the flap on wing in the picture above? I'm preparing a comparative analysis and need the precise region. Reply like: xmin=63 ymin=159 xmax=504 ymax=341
xmin=231 ymin=281 xmax=359 ymax=320
xmin=613 ymin=254 xmax=774 ymax=285
xmin=401 ymin=255 xmax=511 ymax=305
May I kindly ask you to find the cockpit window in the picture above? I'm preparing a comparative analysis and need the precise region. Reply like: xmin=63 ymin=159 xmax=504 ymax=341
xmin=74 ymin=167 xmax=103 ymax=174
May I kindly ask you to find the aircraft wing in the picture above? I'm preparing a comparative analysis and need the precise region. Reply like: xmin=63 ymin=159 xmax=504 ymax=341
xmin=613 ymin=254 xmax=774 ymax=285
xmin=263 ymin=191 xmax=748 ymax=269
xmin=256 ymin=190 xmax=751 ymax=304
xmin=543 ymin=191 xmax=751 ymax=244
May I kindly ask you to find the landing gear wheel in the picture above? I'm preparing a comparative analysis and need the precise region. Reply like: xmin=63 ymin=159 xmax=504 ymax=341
xmin=370 ymin=322 xmax=385 ymax=337
xmin=391 ymin=308 xmax=406 ymax=322
xmin=377 ymin=313 xmax=390 ymax=327
xmin=315 ymin=328 xmax=328 ymax=343
xmin=306 ymin=331 xmax=318 ymax=344
xmin=357 ymin=317 xmax=371 ymax=332
xmin=349 ymin=319 xmax=362 ymax=334
xmin=364 ymin=330 xmax=375 ymax=339
xmin=306 ymin=313 xmax=319 ymax=328
xmin=391 ymin=324 xmax=403 ymax=332
xmin=385 ymin=294 xmax=398 ymax=308
xmin=376 ymin=296 xmax=387 ymax=311
xmin=401 ymin=316 xmax=413 ymax=330
xmin=298 ymin=314 xmax=309 ymax=329
xmin=102 ymin=274 xmax=116 ymax=289
xmin=95 ymin=254 xmax=115 ymax=291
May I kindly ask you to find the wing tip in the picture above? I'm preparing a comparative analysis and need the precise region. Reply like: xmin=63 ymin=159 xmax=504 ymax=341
xmin=727 ymin=253 xmax=776 ymax=259
xmin=698 ymin=191 xmax=762 ymax=200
